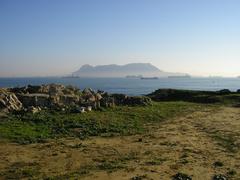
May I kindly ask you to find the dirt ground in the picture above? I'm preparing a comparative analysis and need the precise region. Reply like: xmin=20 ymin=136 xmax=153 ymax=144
xmin=0 ymin=106 xmax=240 ymax=180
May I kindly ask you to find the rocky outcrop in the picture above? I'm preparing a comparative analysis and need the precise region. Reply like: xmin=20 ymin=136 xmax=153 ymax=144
xmin=1 ymin=84 xmax=152 ymax=113
xmin=0 ymin=88 xmax=22 ymax=112
xmin=11 ymin=84 xmax=79 ymax=96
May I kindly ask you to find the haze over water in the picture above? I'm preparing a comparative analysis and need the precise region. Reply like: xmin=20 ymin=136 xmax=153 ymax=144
xmin=0 ymin=77 xmax=239 ymax=95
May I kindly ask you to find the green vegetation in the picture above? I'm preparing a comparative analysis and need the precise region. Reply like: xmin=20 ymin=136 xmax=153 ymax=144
xmin=211 ymin=132 xmax=240 ymax=153
xmin=0 ymin=102 xmax=202 ymax=144
xmin=148 ymin=89 xmax=240 ymax=105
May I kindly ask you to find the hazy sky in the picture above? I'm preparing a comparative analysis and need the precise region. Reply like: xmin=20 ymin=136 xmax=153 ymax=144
xmin=1 ymin=0 xmax=240 ymax=77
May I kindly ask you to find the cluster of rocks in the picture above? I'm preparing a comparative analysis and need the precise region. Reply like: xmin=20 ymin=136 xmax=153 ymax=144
xmin=0 ymin=84 xmax=151 ymax=113
xmin=0 ymin=88 xmax=22 ymax=112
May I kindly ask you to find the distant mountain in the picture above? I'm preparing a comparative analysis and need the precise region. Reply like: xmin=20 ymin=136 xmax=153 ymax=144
xmin=72 ymin=63 xmax=187 ymax=78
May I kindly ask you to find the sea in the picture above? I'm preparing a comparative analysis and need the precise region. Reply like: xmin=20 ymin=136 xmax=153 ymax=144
xmin=0 ymin=77 xmax=240 ymax=96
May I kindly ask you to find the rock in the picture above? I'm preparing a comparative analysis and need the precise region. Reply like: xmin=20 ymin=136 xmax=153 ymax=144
xmin=172 ymin=173 xmax=192 ymax=180
xmin=86 ymin=106 xmax=92 ymax=112
xmin=2 ymin=83 xmax=152 ymax=113
xmin=48 ymin=84 xmax=65 ymax=96
xmin=79 ymin=107 xmax=86 ymax=113
xmin=212 ymin=174 xmax=228 ymax=180
xmin=13 ymin=84 xmax=81 ymax=96
xmin=59 ymin=95 xmax=80 ymax=106
xmin=18 ymin=93 xmax=81 ymax=109
xmin=95 ymin=93 xmax=102 ymax=101
xmin=83 ymin=88 xmax=95 ymax=95
xmin=85 ymin=94 xmax=96 ymax=102
xmin=17 ymin=94 xmax=50 ymax=108
xmin=27 ymin=106 xmax=41 ymax=114
xmin=0 ymin=88 xmax=22 ymax=112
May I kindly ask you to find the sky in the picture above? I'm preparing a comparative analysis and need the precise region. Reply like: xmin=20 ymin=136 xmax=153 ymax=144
xmin=0 ymin=0 xmax=240 ymax=77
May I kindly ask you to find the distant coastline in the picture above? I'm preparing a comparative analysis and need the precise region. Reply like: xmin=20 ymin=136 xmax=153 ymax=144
xmin=140 ymin=77 xmax=159 ymax=80
xmin=72 ymin=63 xmax=187 ymax=78
xmin=168 ymin=75 xmax=191 ymax=79
xmin=62 ymin=75 xmax=79 ymax=79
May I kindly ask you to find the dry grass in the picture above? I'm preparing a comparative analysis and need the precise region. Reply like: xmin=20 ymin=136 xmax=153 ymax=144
xmin=0 ymin=104 xmax=240 ymax=179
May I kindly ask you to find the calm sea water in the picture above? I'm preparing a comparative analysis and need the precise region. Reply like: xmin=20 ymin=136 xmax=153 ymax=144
xmin=0 ymin=77 xmax=240 ymax=96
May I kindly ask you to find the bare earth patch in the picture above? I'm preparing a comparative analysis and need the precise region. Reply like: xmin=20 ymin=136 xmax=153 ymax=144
xmin=0 ymin=106 xmax=240 ymax=179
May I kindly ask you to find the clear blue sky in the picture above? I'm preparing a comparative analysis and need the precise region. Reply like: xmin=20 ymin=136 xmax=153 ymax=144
xmin=1 ymin=0 xmax=240 ymax=77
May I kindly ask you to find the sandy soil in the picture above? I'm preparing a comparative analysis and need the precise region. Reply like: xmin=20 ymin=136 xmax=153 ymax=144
xmin=0 ymin=106 xmax=240 ymax=180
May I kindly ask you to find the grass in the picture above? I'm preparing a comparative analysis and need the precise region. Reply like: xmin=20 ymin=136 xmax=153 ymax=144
xmin=2 ymin=162 xmax=40 ymax=179
xmin=211 ymin=132 xmax=240 ymax=153
xmin=45 ymin=151 xmax=141 ymax=179
xmin=0 ymin=101 xmax=204 ymax=144
xmin=44 ymin=165 xmax=94 ymax=180
xmin=145 ymin=157 xmax=167 ymax=166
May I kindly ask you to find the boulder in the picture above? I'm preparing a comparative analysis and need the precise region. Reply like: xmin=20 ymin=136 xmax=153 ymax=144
xmin=15 ymin=84 xmax=82 ymax=109
xmin=48 ymin=84 xmax=65 ymax=96
xmin=86 ymin=106 xmax=92 ymax=112
xmin=0 ymin=88 xmax=22 ymax=112
xmin=83 ymin=88 xmax=95 ymax=95
xmin=74 ymin=106 xmax=85 ymax=113
xmin=17 ymin=94 xmax=50 ymax=108
xmin=58 ymin=95 xmax=80 ymax=106
xmin=27 ymin=106 xmax=41 ymax=114
xmin=95 ymin=93 xmax=103 ymax=101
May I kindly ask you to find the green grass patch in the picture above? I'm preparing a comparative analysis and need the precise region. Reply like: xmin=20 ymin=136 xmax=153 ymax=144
xmin=0 ymin=102 xmax=204 ymax=144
